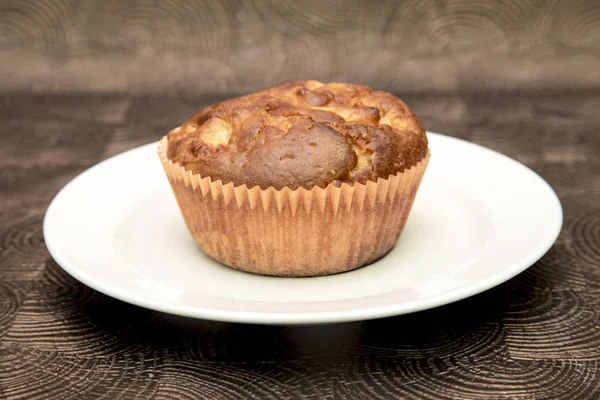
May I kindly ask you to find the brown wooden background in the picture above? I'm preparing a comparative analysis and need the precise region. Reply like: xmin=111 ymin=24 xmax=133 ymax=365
xmin=1 ymin=0 xmax=600 ymax=399
xmin=1 ymin=0 xmax=599 ymax=94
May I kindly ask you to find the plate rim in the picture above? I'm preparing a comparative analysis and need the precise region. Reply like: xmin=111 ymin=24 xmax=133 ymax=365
xmin=43 ymin=132 xmax=563 ymax=325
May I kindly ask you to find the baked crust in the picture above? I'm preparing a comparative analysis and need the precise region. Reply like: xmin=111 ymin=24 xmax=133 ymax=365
xmin=167 ymin=80 xmax=428 ymax=190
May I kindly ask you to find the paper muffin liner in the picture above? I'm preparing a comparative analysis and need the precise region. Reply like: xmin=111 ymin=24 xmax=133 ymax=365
xmin=158 ymin=136 xmax=430 ymax=277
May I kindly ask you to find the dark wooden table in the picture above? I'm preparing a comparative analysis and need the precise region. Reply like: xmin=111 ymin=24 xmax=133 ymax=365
xmin=1 ymin=90 xmax=599 ymax=399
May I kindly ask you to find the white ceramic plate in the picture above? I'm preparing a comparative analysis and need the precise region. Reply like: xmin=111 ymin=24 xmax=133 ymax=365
xmin=44 ymin=133 xmax=562 ymax=325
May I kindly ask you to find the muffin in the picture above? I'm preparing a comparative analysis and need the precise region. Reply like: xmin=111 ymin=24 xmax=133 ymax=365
xmin=158 ymin=80 xmax=429 ymax=276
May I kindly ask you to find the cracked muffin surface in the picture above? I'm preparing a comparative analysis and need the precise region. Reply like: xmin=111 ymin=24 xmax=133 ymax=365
xmin=167 ymin=80 xmax=428 ymax=190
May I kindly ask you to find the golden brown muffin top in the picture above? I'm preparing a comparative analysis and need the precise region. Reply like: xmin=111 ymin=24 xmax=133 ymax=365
xmin=166 ymin=80 xmax=428 ymax=190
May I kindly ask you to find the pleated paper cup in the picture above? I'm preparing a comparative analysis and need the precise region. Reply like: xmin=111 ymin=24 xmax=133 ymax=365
xmin=158 ymin=136 xmax=430 ymax=277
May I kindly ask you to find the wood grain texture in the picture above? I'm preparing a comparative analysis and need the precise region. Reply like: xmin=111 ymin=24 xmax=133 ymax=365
xmin=0 ymin=0 xmax=599 ymax=93
xmin=0 ymin=90 xmax=599 ymax=398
